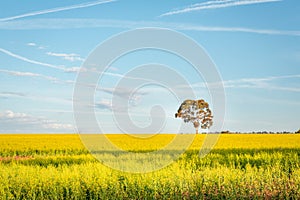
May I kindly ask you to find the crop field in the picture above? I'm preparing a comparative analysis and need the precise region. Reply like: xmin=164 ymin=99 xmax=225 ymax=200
xmin=0 ymin=134 xmax=299 ymax=199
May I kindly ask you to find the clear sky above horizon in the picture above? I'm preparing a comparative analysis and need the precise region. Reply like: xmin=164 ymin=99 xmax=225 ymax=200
xmin=0 ymin=0 xmax=299 ymax=133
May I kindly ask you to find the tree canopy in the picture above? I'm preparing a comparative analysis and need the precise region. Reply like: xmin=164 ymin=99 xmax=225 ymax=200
xmin=175 ymin=99 xmax=213 ymax=134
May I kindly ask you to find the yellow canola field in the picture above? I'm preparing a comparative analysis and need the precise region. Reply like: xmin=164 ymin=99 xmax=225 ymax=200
xmin=0 ymin=134 xmax=299 ymax=152
xmin=0 ymin=134 xmax=299 ymax=199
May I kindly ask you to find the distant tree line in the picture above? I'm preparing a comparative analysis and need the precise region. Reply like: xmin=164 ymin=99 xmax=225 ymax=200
xmin=217 ymin=130 xmax=300 ymax=134
xmin=179 ymin=130 xmax=300 ymax=134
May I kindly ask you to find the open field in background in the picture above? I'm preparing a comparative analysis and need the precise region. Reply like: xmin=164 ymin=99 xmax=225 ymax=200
xmin=0 ymin=134 xmax=300 ymax=199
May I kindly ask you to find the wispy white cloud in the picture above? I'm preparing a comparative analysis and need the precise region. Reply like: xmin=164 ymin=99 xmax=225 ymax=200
xmin=160 ymin=0 xmax=282 ymax=17
xmin=1 ymin=18 xmax=299 ymax=37
xmin=95 ymin=99 xmax=113 ymax=110
xmin=38 ymin=46 xmax=46 ymax=50
xmin=0 ymin=88 xmax=73 ymax=104
xmin=109 ymin=67 xmax=119 ymax=71
xmin=0 ymin=48 xmax=66 ymax=70
xmin=26 ymin=42 xmax=36 ymax=46
xmin=222 ymin=74 xmax=300 ymax=91
xmin=173 ymin=24 xmax=300 ymax=36
xmin=0 ymin=69 xmax=58 ymax=82
xmin=103 ymin=71 xmax=156 ymax=82
xmin=98 ymin=87 xmax=147 ymax=107
xmin=224 ymin=74 xmax=300 ymax=92
xmin=0 ymin=0 xmax=117 ymax=22
xmin=64 ymin=67 xmax=84 ymax=73
xmin=0 ymin=48 xmax=122 ymax=75
xmin=0 ymin=70 xmax=74 ymax=103
xmin=189 ymin=74 xmax=300 ymax=92
xmin=47 ymin=52 xmax=84 ymax=62
xmin=26 ymin=42 xmax=47 ymax=50
xmin=31 ymin=109 xmax=74 ymax=114
xmin=0 ymin=48 xmax=84 ymax=73
xmin=0 ymin=66 xmax=150 ymax=90
xmin=0 ymin=110 xmax=74 ymax=132
xmin=99 ymin=87 xmax=134 ymax=97
xmin=0 ymin=69 xmax=39 ymax=77
xmin=0 ymin=68 xmax=147 ymax=107
xmin=0 ymin=92 xmax=27 ymax=99
xmin=64 ymin=66 xmax=155 ymax=82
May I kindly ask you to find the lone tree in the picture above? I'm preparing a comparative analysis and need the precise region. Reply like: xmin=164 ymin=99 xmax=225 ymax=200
xmin=175 ymin=99 xmax=213 ymax=134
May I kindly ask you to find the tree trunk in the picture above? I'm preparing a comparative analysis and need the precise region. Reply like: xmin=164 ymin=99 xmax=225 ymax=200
xmin=193 ymin=121 xmax=200 ymax=134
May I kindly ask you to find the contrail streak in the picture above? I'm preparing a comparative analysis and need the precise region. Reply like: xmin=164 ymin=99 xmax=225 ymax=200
xmin=0 ymin=48 xmax=65 ymax=70
xmin=160 ymin=0 xmax=281 ymax=17
xmin=0 ymin=0 xmax=117 ymax=22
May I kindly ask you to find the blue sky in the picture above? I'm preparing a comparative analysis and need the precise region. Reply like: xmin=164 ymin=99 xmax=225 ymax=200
xmin=0 ymin=0 xmax=299 ymax=133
